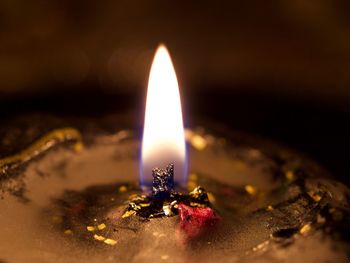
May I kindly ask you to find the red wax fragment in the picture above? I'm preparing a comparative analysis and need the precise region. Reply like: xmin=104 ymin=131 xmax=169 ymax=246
xmin=177 ymin=203 xmax=220 ymax=239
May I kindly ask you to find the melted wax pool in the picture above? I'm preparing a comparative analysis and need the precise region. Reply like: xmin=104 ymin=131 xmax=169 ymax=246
xmin=0 ymin=115 xmax=349 ymax=262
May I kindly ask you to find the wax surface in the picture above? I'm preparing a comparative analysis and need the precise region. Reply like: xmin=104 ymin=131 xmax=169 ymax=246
xmin=0 ymin=114 xmax=349 ymax=263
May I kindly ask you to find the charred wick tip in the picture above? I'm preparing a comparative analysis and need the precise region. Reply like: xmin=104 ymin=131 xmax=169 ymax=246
xmin=152 ymin=163 xmax=175 ymax=199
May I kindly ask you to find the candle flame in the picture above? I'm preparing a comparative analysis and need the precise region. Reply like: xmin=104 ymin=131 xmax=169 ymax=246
xmin=140 ymin=44 xmax=187 ymax=186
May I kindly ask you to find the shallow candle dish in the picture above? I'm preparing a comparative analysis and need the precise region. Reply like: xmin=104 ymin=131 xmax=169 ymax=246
xmin=0 ymin=113 xmax=349 ymax=263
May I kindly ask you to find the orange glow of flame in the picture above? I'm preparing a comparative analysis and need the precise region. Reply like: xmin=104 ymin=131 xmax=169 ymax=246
xmin=140 ymin=44 xmax=187 ymax=186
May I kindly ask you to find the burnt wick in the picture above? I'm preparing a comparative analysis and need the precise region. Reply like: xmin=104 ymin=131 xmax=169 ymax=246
xmin=123 ymin=164 xmax=217 ymax=221
xmin=152 ymin=163 xmax=175 ymax=199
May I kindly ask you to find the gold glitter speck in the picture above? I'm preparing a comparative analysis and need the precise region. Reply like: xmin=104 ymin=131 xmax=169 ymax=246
xmin=93 ymin=234 xmax=106 ymax=241
xmin=122 ymin=210 xmax=136 ymax=218
xmin=191 ymin=135 xmax=207 ymax=150
xmin=307 ymin=191 xmax=322 ymax=202
xmin=64 ymin=230 xmax=73 ymax=235
xmin=266 ymin=205 xmax=274 ymax=211
xmin=119 ymin=186 xmax=128 ymax=192
xmin=104 ymin=238 xmax=117 ymax=245
xmin=286 ymin=171 xmax=295 ymax=181
xmin=87 ymin=226 xmax=96 ymax=231
xmin=300 ymin=224 xmax=311 ymax=234
xmin=245 ymin=185 xmax=257 ymax=195
xmin=97 ymin=223 xmax=106 ymax=230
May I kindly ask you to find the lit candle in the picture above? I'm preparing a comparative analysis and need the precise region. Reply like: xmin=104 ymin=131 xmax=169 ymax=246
xmin=0 ymin=44 xmax=348 ymax=263
xmin=141 ymin=44 xmax=187 ymax=187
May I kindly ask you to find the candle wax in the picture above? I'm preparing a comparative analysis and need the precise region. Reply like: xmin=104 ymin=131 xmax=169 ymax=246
xmin=0 ymin=114 xmax=349 ymax=263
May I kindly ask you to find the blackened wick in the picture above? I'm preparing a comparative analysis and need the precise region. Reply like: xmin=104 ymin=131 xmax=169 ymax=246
xmin=152 ymin=163 xmax=175 ymax=198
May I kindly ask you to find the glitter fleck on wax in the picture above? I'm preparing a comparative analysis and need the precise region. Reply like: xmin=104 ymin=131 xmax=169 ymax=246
xmin=300 ymin=223 xmax=311 ymax=235
xmin=64 ymin=229 xmax=73 ymax=235
xmin=93 ymin=234 xmax=106 ymax=241
xmin=104 ymin=238 xmax=118 ymax=246
xmin=97 ymin=223 xmax=106 ymax=230
xmin=245 ymin=185 xmax=257 ymax=195
xmin=87 ymin=226 xmax=96 ymax=231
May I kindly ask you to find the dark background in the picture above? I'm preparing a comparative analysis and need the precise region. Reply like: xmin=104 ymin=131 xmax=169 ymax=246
xmin=0 ymin=1 xmax=349 ymax=184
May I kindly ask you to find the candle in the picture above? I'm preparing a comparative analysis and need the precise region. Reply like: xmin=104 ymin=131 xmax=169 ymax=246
xmin=0 ymin=45 xmax=349 ymax=262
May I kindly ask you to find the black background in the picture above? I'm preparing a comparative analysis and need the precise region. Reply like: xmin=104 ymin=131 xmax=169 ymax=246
xmin=0 ymin=1 xmax=349 ymax=185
